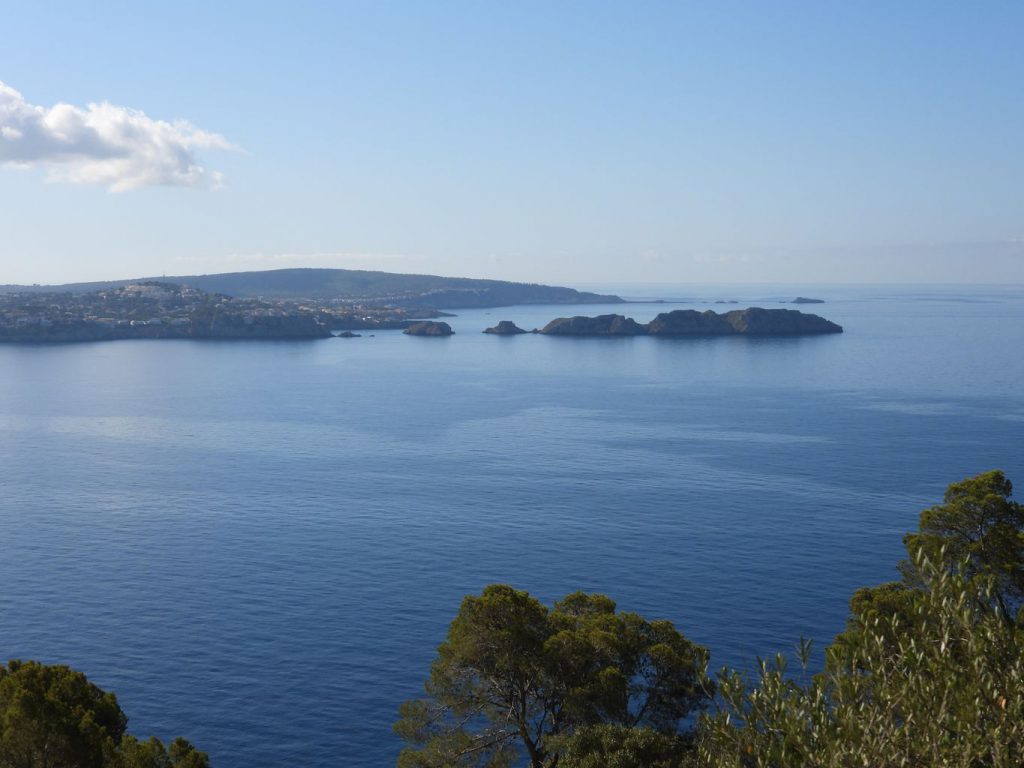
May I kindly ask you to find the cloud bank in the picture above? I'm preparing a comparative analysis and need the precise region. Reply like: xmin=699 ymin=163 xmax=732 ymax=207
xmin=0 ymin=81 xmax=232 ymax=191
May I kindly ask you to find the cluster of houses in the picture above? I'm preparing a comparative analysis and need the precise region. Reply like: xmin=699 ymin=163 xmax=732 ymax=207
xmin=0 ymin=282 xmax=330 ymax=341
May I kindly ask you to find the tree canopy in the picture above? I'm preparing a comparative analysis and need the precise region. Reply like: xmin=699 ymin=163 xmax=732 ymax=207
xmin=834 ymin=468 xmax=1023 ymax=658
xmin=0 ymin=660 xmax=208 ymax=768
xmin=903 ymin=469 xmax=1023 ymax=622
xmin=398 ymin=471 xmax=1024 ymax=767
xmin=395 ymin=585 xmax=711 ymax=767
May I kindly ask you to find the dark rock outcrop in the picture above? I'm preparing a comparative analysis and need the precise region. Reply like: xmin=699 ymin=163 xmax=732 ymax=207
xmin=647 ymin=310 xmax=735 ymax=336
xmin=403 ymin=321 xmax=454 ymax=336
xmin=723 ymin=308 xmax=842 ymax=335
xmin=335 ymin=331 xmax=362 ymax=338
xmin=483 ymin=320 xmax=527 ymax=335
xmin=792 ymin=297 xmax=825 ymax=304
xmin=539 ymin=314 xmax=647 ymax=336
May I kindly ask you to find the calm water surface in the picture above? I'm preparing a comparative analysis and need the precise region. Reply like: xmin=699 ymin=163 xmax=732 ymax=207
xmin=1 ymin=283 xmax=1022 ymax=766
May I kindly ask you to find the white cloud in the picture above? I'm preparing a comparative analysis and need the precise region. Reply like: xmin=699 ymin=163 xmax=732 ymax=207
xmin=0 ymin=80 xmax=232 ymax=191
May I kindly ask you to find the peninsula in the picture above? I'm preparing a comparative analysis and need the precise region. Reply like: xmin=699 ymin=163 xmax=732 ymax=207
xmin=0 ymin=282 xmax=331 ymax=342
xmin=0 ymin=267 xmax=629 ymax=342
xmin=0 ymin=268 xmax=623 ymax=309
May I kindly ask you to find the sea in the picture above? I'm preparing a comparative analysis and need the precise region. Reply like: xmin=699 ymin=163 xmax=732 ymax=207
xmin=1 ymin=283 xmax=1022 ymax=767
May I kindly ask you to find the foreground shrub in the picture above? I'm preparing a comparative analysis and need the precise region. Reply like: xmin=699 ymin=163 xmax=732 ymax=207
xmin=699 ymin=470 xmax=1024 ymax=768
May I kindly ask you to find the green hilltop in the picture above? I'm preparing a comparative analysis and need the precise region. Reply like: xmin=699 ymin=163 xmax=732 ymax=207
xmin=0 ymin=268 xmax=623 ymax=309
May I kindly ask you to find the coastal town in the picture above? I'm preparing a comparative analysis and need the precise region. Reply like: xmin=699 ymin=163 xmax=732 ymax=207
xmin=0 ymin=281 xmax=451 ymax=342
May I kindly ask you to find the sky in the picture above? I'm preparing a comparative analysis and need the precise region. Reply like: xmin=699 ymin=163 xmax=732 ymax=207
xmin=1 ymin=1 xmax=1022 ymax=286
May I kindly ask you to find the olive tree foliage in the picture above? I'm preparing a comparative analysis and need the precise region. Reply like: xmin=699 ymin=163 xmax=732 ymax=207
xmin=832 ymin=469 xmax=1023 ymax=659
xmin=698 ymin=470 xmax=1024 ymax=768
xmin=700 ymin=551 xmax=1024 ymax=767
xmin=0 ymin=660 xmax=209 ymax=768
xmin=395 ymin=585 xmax=712 ymax=768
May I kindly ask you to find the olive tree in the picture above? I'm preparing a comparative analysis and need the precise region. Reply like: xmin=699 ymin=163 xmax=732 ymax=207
xmin=700 ymin=549 xmax=1024 ymax=767
xmin=699 ymin=470 xmax=1024 ymax=767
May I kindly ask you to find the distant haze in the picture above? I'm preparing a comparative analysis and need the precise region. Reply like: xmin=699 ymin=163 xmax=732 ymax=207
xmin=1 ymin=3 xmax=1022 ymax=284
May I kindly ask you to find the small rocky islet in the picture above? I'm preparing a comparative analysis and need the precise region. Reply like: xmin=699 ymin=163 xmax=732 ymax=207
xmin=483 ymin=320 xmax=528 ymax=335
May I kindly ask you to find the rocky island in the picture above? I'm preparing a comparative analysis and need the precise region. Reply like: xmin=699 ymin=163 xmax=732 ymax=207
xmin=538 ymin=314 xmax=648 ymax=336
xmin=719 ymin=307 xmax=840 ymax=334
xmin=403 ymin=321 xmax=454 ymax=336
xmin=647 ymin=310 xmax=734 ymax=335
xmin=0 ymin=282 xmax=331 ymax=343
xmin=483 ymin=320 xmax=527 ymax=335
xmin=792 ymin=296 xmax=825 ymax=304
xmin=537 ymin=308 xmax=842 ymax=337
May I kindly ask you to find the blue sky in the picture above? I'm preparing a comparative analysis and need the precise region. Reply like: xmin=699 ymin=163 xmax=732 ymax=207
xmin=1 ymin=1 xmax=1021 ymax=284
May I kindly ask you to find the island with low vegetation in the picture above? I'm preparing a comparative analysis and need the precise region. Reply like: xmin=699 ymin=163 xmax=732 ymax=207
xmin=403 ymin=321 xmax=454 ymax=336
xmin=538 ymin=307 xmax=843 ymax=337
xmin=539 ymin=314 xmax=648 ymax=336
xmin=792 ymin=296 xmax=825 ymax=304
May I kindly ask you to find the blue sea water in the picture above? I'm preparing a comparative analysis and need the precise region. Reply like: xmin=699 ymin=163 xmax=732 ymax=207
xmin=1 ymin=283 xmax=1022 ymax=767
